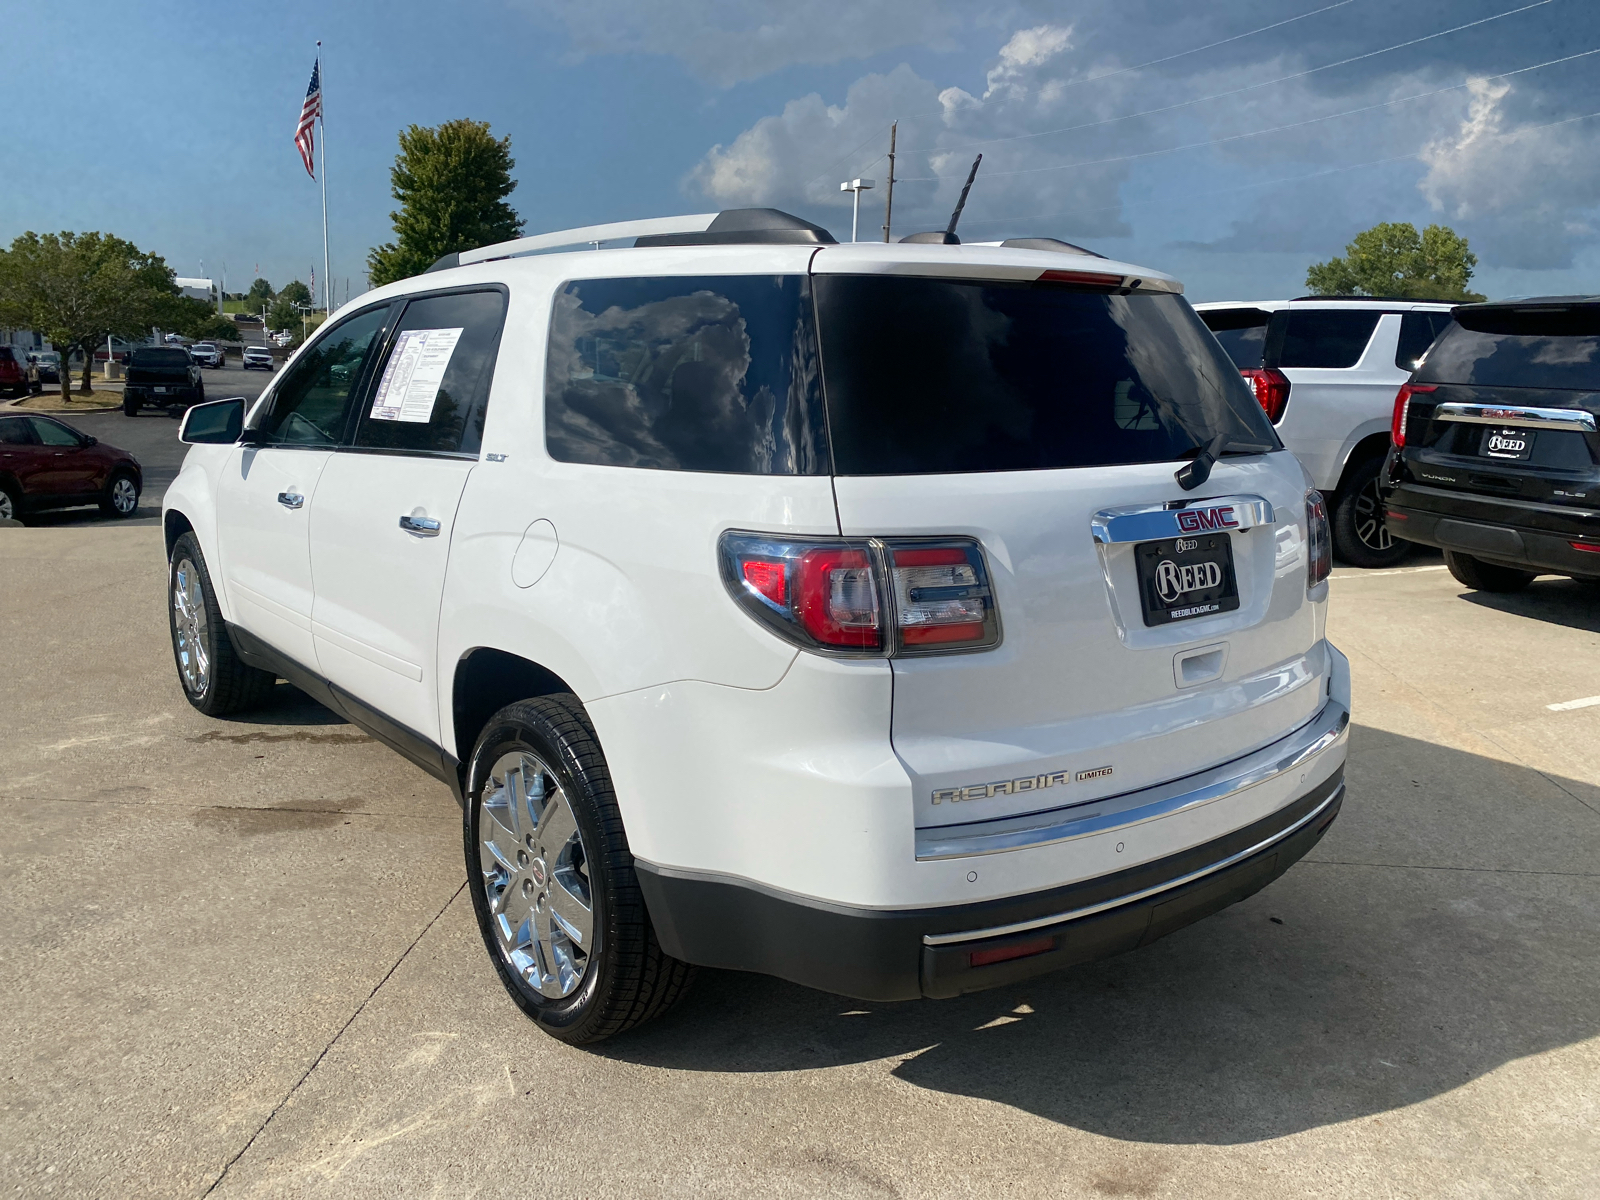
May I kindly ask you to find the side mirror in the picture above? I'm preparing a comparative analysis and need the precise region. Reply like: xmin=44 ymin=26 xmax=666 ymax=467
xmin=84 ymin=435 xmax=98 ymax=446
xmin=179 ymin=396 xmax=245 ymax=445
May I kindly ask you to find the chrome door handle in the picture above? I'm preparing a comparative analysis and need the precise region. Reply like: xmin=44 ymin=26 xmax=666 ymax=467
xmin=399 ymin=513 xmax=441 ymax=536
xmin=277 ymin=491 xmax=304 ymax=509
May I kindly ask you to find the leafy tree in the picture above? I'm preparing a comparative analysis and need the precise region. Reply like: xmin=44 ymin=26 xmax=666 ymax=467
xmin=245 ymin=277 xmax=274 ymax=308
xmin=367 ymin=119 xmax=523 ymax=286
xmin=0 ymin=230 xmax=179 ymax=397
xmin=1306 ymin=222 xmax=1486 ymax=302
xmin=277 ymin=279 xmax=311 ymax=306
xmin=268 ymin=296 xmax=304 ymax=333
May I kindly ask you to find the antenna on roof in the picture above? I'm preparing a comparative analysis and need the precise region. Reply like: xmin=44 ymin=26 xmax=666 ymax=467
xmin=946 ymin=154 xmax=982 ymax=241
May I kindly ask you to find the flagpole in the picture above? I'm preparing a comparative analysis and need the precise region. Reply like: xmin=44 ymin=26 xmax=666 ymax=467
xmin=317 ymin=40 xmax=330 ymax=316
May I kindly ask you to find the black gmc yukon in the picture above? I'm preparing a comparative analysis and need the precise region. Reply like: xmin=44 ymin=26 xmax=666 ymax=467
xmin=124 ymin=347 xmax=205 ymax=416
xmin=1384 ymin=296 xmax=1600 ymax=591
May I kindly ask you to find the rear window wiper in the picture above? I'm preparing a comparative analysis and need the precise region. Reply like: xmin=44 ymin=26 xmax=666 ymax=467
xmin=1176 ymin=436 xmax=1272 ymax=490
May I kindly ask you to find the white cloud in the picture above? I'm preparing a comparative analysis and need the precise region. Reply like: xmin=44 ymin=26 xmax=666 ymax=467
xmin=527 ymin=0 xmax=970 ymax=86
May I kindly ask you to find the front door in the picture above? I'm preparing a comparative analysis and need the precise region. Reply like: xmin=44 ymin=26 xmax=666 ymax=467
xmin=309 ymin=287 xmax=507 ymax=745
xmin=214 ymin=303 xmax=392 ymax=668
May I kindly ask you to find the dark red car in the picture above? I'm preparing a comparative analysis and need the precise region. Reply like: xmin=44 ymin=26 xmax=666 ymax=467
xmin=0 ymin=413 xmax=143 ymax=522
xmin=0 ymin=348 xmax=30 ymax=399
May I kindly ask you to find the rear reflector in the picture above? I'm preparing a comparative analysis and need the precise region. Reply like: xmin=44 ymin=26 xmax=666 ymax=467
xmin=1571 ymin=541 xmax=1600 ymax=554
xmin=969 ymin=936 xmax=1056 ymax=968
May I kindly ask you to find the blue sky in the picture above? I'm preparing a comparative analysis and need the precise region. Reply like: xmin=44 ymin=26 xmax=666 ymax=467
xmin=5 ymin=0 xmax=1599 ymax=303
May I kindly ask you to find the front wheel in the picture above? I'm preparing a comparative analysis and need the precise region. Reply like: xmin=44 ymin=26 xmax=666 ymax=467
xmin=0 ymin=483 xmax=21 ymax=523
xmin=1332 ymin=458 xmax=1410 ymax=568
xmin=1444 ymin=550 xmax=1536 ymax=593
xmin=465 ymin=695 xmax=694 ymax=1044
xmin=99 ymin=470 xmax=140 ymax=518
xmin=168 ymin=532 xmax=277 ymax=714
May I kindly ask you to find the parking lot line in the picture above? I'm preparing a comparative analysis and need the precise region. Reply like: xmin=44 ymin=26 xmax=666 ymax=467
xmin=1330 ymin=564 xmax=1449 ymax=579
xmin=1547 ymin=695 xmax=1600 ymax=712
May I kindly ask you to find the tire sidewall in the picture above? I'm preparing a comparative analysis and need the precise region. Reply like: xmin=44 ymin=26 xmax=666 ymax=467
xmin=464 ymin=709 xmax=618 ymax=1039
xmin=1333 ymin=458 xmax=1409 ymax=569
xmin=168 ymin=534 xmax=215 ymax=705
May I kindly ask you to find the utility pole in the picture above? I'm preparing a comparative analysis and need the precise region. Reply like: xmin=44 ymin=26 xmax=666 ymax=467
xmin=881 ymin=122 xmax=897 ymax=242
xmin=840 ymin=178 xmax=875 ymax=242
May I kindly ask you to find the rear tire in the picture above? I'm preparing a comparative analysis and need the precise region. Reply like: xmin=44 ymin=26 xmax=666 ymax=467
xmin=1332 ymin=458 xmax=1409 ymax=569
xmin=1444 ymin=550 xmax=1535 ymax=593
xmin=168 ymin=532 xmax=277 ymax=715
xmin=465 ymin=695 xmax=694 ymax=1045
xmin=123 ymin=394 xmax=140 ymax=416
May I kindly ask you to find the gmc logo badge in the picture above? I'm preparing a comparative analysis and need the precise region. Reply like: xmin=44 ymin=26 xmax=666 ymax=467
xmin=1176 ymin=506 xmax=1240 ymax=532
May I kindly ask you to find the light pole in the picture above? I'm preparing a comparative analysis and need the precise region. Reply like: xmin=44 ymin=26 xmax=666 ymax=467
xmin=839 ymin=178 xmax=875 ymax=243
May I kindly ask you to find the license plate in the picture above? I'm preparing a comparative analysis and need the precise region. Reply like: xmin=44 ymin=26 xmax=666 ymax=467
xmin=154 ymin=386 xmax=168 ymax=394
xmin=1481 ymin=426 xmax=1533 ymax=460
xmin=1134 ymin=534 xmax=1240 ymax=626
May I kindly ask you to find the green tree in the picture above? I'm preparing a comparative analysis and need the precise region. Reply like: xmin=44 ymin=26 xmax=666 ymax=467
xmin=1306 ymin=222 xmax=1486 ymax=302
xmin=277 ymin=279 xmax=311 ymax=307
xmin=245 ymin=277 xmax=275 ymax=308
xmin=0 ymin=230 xmax=179 ymax=397
xmin=367 ymin=119 xmax=523 ymax=286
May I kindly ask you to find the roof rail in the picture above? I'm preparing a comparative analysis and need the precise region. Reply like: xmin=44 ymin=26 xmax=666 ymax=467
xmin=427 ymin=208 xmax=836 ymax=273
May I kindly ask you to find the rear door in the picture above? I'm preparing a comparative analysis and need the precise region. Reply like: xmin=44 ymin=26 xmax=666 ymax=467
xmin=813 ymin=267 xmax=1327 ymax=831
xmin=214 ymin=303 xmax=392 ymax=668
xmin=308 ymin=287 xmax=508 ymax=745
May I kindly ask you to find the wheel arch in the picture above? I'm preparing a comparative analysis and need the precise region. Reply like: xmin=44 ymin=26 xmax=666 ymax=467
xmin=452 ymin=647 xmax=579 ymax=770
xmin=1332 ymin=430 xmax=1393 ymax=496
xmin=163 ymin=508 xmax=195 ymax=559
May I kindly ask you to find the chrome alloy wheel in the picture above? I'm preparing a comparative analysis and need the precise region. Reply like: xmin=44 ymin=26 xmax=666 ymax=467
xmin=1352 ymin=477 xmax=1393 ymax=552
xmin=479 ymin=751 xmax=594 ymax=998
xmin=171 ymin=557 xmax=210 ymax=696
xmin=0 ymin=491 xmax=13 ymax=521
xmin=109 ymin=476 xmax=138 ymax=514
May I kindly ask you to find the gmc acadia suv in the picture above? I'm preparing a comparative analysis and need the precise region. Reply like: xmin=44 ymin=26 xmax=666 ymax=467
xmin=162 ymin=208 xmax=1350 ymax=1043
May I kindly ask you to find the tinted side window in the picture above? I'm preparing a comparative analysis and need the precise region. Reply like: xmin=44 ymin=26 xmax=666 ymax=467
xmin=1396 ymin=312 xmax=1454 ymax=370
xmin=1199 ymin=308 xmax=1273 ymax=369
xmin=0 ymin=415 xmax=38 ymax=445
xmin=353 ymin=290 xmax=507 ymax=456
xmin=1265 ymin=310 xmax=1383 ymax=369
xmin=545 ymin=275 xmax=827 ymax=474
xmin=29 ymin=417 xmax=82 ymax=447
xmin=254 ymin=305 xmax=390 ymax=446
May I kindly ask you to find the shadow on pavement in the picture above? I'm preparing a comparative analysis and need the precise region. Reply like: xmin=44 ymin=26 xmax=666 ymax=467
xmin=222 ymin=681 xmax=350 ymax=726
xmin=599 ymin=728 xmax=1599 ymax=1145
xmin=1457 ymin=575 xmax=1600 ymax=634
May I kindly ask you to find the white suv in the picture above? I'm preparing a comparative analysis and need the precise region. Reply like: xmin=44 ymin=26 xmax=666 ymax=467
xmin=1196 ymin=298 xmax=1456 ymax=567
xmin=163 ymin=209 xmax=1350 ymax=1043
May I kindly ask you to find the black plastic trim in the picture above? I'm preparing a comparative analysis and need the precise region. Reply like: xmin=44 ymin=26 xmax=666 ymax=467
xmin=227 ymin=622 xmax=455 ymax=785
xmin=635 ymin=766 xmax=1343 ymax=1001
xmin=1384 ymin=497 xmax=1600 ymax=577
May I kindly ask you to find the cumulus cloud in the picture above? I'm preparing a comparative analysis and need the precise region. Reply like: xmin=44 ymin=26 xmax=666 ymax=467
xmin=526 ymin=0 xmax=972 ymax=86
xmin=690 ymin=27 xmax=1146 ymax=241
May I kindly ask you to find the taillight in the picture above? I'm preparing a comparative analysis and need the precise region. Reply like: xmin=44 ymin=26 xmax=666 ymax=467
xmin=1306 ymin=490 xmax=1331 ymax=589
xmin=1240 ymin=367 xmax=1290 ymax=423
xmin=719 ymin=532 xmax=1000 ymax=657
xmin=1391 ymin=383 xmax=1437 ymax=447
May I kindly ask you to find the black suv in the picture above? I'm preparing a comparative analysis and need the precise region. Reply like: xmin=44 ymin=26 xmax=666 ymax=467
xmin=1383 ymin=296 xmax=1600 ymax=591
xmin=124 ymin=347 xmax=205 ymax=416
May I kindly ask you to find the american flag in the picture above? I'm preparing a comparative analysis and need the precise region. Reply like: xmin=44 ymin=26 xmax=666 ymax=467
xmin=295 ymin=59 xmax=321 ymax=178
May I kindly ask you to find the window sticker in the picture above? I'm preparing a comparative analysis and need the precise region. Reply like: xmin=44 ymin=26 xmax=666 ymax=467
xmin=369 ymin=327 xmax=465 ymax=423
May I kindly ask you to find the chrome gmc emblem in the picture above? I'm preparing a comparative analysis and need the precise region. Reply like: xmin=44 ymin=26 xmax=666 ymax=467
xmin=1175 ymin=506 xmax=1240 ymax=532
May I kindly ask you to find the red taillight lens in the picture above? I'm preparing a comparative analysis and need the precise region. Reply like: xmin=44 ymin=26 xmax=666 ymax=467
xmin=1240 ymin=367 xmax=1291 ymax=423
xmin=1391 ymin=383 xmax=1437 ymax=447
xmin=719 ymin=533 xmax=1000 ymax=656
xmin=969 ymin=935 xmax=1055 ymax=968
xmin=1306 ymin=489 xmax=1331 ymax=589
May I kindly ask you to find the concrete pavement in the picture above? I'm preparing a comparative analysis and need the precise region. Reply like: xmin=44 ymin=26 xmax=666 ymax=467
xmin=1 ymin=530 xmax=1596 ymax=1197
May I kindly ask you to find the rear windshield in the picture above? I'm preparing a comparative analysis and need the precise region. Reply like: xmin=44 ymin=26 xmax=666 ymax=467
xmin=1198 ymin=307 xmax=1271 ymax=369
xmin=814 ymin=277 xmax=1278 ymax=475
xmin=1264 ymin=309 xmax=1383 ymax=369
xmin=1416 ymin=305 xmax=1600 ymax=390
xmin=131 ymin=348 xmax=190 ymax=367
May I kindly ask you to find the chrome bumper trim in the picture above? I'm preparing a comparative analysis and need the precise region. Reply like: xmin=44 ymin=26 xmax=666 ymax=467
xmin=914 ymin=697 xmax=1349 ymax=862
xmin=923 ymin=781 xmax=1343 ymax=947
xmin=1090 ymin=494 xmax=1274 ymax=545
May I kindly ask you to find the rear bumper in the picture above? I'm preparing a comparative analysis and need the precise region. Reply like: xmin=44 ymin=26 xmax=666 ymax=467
xmin=636 ymin=698 xmax=1347 ymax=1001
xmin=126 ymin=385 xmax=201 ymax=405
xmin=1386 ymin=485 xmax=1600 ymax=577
